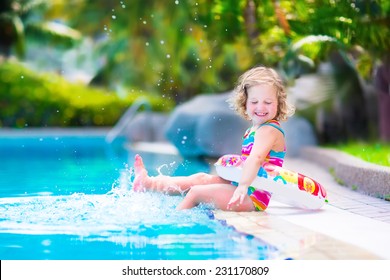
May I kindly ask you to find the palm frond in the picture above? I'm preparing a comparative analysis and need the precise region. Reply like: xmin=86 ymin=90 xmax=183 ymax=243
xmin=288 ymin=64 xmax=337 ymax=110
xmin=26 ymin=21 xmax=82 ymax=47
xmin=12 ymin=15 xmax=25 ymax=57
xmin=291 ymin=35 xmax=341 ymax=52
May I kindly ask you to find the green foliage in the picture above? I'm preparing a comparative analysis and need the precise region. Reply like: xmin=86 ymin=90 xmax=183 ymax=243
xmin=0 ymin=0 xmax=82 ymax=58
xmin=62 ymin=0 xmax=254 ymax=102
xmin=0 ymin=61 xmax=173 ymax=127
xmin=282 ymin=0 xmax=390 ymax=76
xmin=209 ymin=0 xmax=245 ymax=42
xmin=1 ymin=0 xmax=389 ymax=141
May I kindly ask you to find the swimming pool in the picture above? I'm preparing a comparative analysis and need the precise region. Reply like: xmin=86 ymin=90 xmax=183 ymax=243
xmin=0 ymin=130 xmax=279 ymax=260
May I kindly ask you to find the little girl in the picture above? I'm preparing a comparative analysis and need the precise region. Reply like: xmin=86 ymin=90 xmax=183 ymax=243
xmin=132 ymin=66 xmax=295 ymax=211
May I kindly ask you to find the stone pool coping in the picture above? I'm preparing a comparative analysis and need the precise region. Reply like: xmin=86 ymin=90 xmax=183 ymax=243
xmin=0 ymin=127 xmax=110 ymax=136
xmin=300 ymin=146 xmax=390 ymax=198
xmin=213 ymin=209 xmax=381 ymax=260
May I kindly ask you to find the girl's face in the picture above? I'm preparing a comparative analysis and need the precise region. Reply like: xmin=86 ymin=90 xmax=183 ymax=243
xmin=245 ymin=84 xmax=278 ymax=126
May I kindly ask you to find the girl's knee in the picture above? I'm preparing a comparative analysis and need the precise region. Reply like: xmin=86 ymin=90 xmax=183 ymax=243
xmin=186 ymin=185 xmax=208 ymax=203
xmin=186 ymin=185 xmax=202 ymax=198
xmin=178 ymin=185 xmax=204 ymax=209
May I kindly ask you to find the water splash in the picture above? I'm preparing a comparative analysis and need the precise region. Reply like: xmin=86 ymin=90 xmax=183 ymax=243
xmin=0 ymin=172 xmax=209 ymax=238
xmin=155 ymin=161 xmax=176 ymax=175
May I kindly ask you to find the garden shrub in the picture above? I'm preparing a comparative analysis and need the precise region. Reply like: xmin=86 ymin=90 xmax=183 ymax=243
xmin=0 ymin=61 xmax=174 ymax=127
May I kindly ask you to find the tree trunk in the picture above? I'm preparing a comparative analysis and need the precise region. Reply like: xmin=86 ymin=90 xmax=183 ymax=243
xmin=375 ymin=58 xmax=390 ymax=141
xmin=244 ymin=0 xmax=259 ymax=43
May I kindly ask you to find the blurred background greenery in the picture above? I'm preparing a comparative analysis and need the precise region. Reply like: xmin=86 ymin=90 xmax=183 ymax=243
xmin=0 ymin=0 xmax=389 ymax=145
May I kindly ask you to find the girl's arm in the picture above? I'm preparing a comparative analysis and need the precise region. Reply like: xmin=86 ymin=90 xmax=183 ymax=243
xmin=227 ymin=126 xmax=279 ymax=209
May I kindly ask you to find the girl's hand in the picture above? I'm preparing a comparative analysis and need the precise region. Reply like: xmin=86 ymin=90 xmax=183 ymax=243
xmin=227 ymin=185 xmax=247 ymax=210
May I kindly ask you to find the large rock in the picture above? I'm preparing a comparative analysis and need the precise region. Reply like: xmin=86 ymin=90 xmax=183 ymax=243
xmin=164 ymin=92 xmax=247 ymax=157
xmin=123 ymin=112 xmax=170 ymax=142
xmin=281 ymin=116 xmax=318 ymax=157
xmin=116 ymin=93 xmax=318 ymax=158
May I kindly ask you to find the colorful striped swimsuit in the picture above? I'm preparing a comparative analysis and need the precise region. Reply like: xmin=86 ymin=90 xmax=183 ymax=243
xmin=241 ymin=120 xmax=286 ymax=211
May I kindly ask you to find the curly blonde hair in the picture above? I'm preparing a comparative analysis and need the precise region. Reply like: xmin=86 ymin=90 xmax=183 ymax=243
xmin=228 ymin=66 xmax=295 ymax=121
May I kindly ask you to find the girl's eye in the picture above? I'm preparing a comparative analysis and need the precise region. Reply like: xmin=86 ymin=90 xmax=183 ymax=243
xmin=251 ymin=101 xmax=258 ymax=104
xmin=264 ymin=101 xmax=272 ymax=105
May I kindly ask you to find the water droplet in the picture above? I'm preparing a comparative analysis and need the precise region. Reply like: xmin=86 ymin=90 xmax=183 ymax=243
xmin=112 ymin=15 xmax=116 ymax=19
xmin=21 ymin=75 xmax=24 ymax=79
xmin=175 ymin=0 xmax=179 ymax=4
xmin=166 ymin=54 xmax=171 ymax=58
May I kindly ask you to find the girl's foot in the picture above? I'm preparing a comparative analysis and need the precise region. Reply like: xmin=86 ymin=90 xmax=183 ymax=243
xmin=132 ymin=154 xmax=150 ymax=192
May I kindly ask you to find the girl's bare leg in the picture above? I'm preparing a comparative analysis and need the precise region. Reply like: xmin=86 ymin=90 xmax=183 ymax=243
xmin=132 ymin=154 xmax=228 ymax=194
xmin=177 ymin=184 xmax=255 ymax=211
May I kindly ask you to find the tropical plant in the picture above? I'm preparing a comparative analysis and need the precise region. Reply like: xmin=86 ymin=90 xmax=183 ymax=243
xmin=58 ymin=1 xmax=271 ymax=102
xmin=3 ymin=0 xmax=389 ymax=142
xmin=274 ymin=0 xmax=390 ymax=142
xmin=0 ymin=0 xmax=81 ymax=59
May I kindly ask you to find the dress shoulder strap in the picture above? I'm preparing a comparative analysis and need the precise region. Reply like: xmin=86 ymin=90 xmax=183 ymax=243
xmin=258 ymin=120 xmax=285 ymax=136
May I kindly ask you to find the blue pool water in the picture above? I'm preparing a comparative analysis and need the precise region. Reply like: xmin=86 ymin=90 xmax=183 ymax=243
xmin=0 ymin=131 xmax=278 ymax=260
